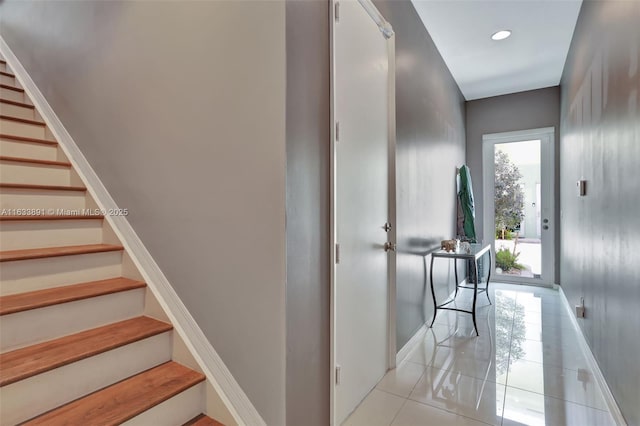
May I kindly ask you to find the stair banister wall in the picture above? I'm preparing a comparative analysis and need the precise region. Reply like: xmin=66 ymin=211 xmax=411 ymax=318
xmin=0 ymin=36 xmax=266 ymax=426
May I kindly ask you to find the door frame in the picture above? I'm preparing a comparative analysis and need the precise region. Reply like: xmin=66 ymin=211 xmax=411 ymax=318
xmin=329 ymin=1 xmax=396 ymax=424
xmin=482 ymin=127 xmax=555 ymax=287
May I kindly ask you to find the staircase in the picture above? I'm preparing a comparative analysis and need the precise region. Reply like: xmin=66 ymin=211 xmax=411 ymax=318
xmin=0 ymin=57 xmax=225 ymax=425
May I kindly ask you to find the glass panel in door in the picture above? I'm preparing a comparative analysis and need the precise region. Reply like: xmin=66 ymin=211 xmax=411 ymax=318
xmin=494 ymin=140 xmax=541 ymax=279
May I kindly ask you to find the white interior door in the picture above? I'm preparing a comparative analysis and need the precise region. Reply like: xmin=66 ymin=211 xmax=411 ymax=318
xmin=482 ymin=127 xmax=555 ymax=286
xmin=333 ymin=1 xmax=393 ymax=423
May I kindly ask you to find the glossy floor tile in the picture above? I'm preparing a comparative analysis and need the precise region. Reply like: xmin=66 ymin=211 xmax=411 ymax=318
xmin=515 ymin=337 xmax=589 ymax=371
xmin=343 ymin=389 xmax=405 ymax=426
xmin=376 ymin=361 xmax=426 ymax=398
xmin=409 ymin=366 xmax=506 ymax=425
xmin=391 ymin=400 xmax=489 ymax=426
xmin=502 ymin=387 xmax=614 ymax=426
xmin=343 ymin=283 xmax=615 ymax=426
xmin=505 ymin=359 xmax=607 ymax=410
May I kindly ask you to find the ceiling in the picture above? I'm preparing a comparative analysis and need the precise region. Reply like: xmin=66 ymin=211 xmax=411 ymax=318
xmin=411 ymin=0 xmax=583 ymax=100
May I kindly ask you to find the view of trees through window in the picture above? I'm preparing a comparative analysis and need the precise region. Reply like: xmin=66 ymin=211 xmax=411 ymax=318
xmin=494 ymin=141 xmax=541 ymax=278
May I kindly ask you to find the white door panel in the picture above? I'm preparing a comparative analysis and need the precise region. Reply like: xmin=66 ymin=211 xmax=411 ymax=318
xmin=334 ymin=1 xmax=391 ymax=423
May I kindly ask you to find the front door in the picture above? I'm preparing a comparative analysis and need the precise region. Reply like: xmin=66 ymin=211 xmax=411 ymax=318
xmin=482 ymin=128 xmax=555 ymax=285
xmin=333 ymin=0 xmax=393 ymax=423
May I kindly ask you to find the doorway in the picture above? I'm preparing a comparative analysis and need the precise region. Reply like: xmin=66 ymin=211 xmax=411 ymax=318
xmin=482 ymin=128 xmax=555 ymax=286
xmin=331 ymin=0 xmax=396 ymax=424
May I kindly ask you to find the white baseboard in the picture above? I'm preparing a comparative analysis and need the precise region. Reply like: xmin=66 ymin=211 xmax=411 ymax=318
xmin=0 ymin=37 xmax=265 ymax=426
xmin=558 ymin=287 xmax=627 ymax=426
xmin=396 ymin=323 xmax=427 ymax=366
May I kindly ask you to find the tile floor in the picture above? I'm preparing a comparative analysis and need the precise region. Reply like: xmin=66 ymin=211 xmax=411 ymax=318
xmin=343 ymin=283 xmax=614 ymax=426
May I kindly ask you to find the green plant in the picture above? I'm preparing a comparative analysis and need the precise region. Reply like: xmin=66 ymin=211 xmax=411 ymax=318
xmin=495 ymin=247 xmax=524 ymax=271
xmin=495 ymin=151 xmax=525 ymax=240
xmin=495 ymin=229 xmax=514 ymax=240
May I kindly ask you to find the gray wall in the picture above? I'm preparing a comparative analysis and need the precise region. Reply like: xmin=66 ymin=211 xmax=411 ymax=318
xmin=374 ymin=0 xmax=467 ymax=350
xmin=285 ymin=1 xmax=330 ymax=425
xmin=0 ymin=2 xmax=287 ymax=424
xmin=466 ymin=87 xmax=561 ymax=282
xmin=559 ymin=1 xmax=640 ymax=424
xmin=285 ymin=0 xmax=468 ymax=418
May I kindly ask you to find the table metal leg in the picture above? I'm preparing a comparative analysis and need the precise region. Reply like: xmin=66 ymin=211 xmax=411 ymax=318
xmin=472 ymin=258 xmax=479 ymax=336
xmin=486 ymin=250 xmax=492 ymax=304
xmin=454 ymin=260 xmax=459 ymax=298
xmin=429 ymin=254 xmax=437 ymax=328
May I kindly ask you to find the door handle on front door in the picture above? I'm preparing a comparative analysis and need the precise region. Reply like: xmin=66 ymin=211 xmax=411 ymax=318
xmin=384 ymin=242 xmax=396 ymax=252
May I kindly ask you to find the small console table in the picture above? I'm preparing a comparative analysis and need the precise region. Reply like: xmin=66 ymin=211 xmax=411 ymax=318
xmin=429 ymin=243 xmax=492 ymax=336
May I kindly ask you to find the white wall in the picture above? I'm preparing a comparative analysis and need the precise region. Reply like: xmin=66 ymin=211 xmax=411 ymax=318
xmin=0 ymin=1 xmax=287 ymax=424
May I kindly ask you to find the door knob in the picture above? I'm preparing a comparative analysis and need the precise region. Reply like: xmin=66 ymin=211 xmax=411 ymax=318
xmin=383 ymin=222 xmax=392 ymax=232
xmin=384 ymin=242 xmax=396 ymax=252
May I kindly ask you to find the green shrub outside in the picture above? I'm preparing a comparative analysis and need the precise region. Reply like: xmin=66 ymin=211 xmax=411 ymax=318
xmin=495 ymin=247 xmax=524 ymax=271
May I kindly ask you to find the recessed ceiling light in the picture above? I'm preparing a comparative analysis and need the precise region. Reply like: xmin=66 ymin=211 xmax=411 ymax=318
xmin=491 ymin=30 xmax=512 ymax=41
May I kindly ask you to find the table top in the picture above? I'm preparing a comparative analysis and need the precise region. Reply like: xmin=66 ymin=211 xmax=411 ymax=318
xmin=431 ymin=243 xmax=491 ymax=260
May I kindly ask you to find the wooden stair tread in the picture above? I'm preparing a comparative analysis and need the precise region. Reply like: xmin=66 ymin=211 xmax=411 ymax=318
xmin=183 ymin=414 xmax=225 ymax=426
xmin=24 ymin=361 xmax=205 ymax=425
xmin=0 ymin=98 xmax=34 ymax=109
xmin=0 ymin=155 xmax=71 ymax=167
xmin=0 ymin=133 xmax=57 ymax=145
xmin=0 ymin=244 xmax=123 ymax=262
xmin=0 ymin=316 xmax=171 ymax=386
xmin=0 ymin=114 xmax=45 ymax=126
xmin=0 ymin=83 xmax=24 ymax=93
xmin=0 ymin=277 xmax=145 ymax=316
xmin=0 ymin=214 xmax=103 ymax=221
xmin=0 ymin=183 xmax=86 ymax=192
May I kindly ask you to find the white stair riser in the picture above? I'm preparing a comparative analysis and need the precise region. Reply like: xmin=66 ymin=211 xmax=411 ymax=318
xmin=0 ymin=118 xmax=45 ymax=139
xmin=123 ymin=383 xmax=204 ymax=426
xmin=0 ymin=63 xmax=7 ymax=72
xmin=0 ymin=333 xmax=172 ymax=426
xmin=1 ymin=287 xmax=145 ymax=352
xmin=0 ymin=161 xmax=71 ymax=186
xmin=0 ymin=103 xmax=34 ymax=120
xmin=0 ymin=140 xmax=58 ymax=161
xmin=0 ymin=87 xmax=23 ymax=103
xmin=0 ymin=188 xmax=87 ymax=210
xmin=0 ymin=218 xmax=103 ymax=250
xmin=0 ymin=74 xmax=15 ymax=86
xmin=0 ymin=251 xmax=123 ymax=296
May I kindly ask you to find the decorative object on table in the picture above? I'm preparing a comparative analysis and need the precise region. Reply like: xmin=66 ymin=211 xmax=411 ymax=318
xmin=460 ymin=241 xmax=471 ymax=254
xmin=440 ymin=239 xmax=458 ymax=252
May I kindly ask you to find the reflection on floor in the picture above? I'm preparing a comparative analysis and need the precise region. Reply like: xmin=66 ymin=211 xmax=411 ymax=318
xmin=343 ymin=283 xmax=614 ymax=426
